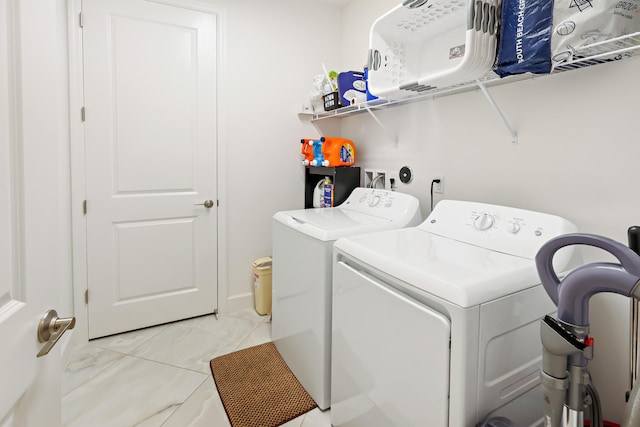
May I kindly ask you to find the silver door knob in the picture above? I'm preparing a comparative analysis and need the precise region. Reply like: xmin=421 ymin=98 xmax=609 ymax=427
xmin=37 ymin=309 xmax=76 ymax=358
xmin=194 ymin=200 xmax=214 ymax=208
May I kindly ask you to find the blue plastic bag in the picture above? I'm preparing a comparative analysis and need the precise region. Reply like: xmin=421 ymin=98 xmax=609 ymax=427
xmin=495 ymin=0 xmax=554 ymax=77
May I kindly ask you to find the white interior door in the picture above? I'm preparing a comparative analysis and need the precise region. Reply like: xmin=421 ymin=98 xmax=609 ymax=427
xmin=0 ymin=0 xmax=71 ymax=425
xmin=82 ymin=0 xmax=218 ymax=338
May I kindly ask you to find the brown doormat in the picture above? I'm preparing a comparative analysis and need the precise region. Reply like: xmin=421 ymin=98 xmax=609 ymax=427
xmin=210 ymin=342 xmax=317 ymax=427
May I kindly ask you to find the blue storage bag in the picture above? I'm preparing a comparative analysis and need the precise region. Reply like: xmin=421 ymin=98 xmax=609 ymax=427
xmin=495 ymin=0 xmax=554 ymax=77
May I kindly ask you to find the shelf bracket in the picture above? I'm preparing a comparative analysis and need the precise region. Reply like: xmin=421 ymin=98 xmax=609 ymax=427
xmin=364 ymin=106 xmax=397 ymax=145
xmin=477 ymin=81 xmax=518 ymax=145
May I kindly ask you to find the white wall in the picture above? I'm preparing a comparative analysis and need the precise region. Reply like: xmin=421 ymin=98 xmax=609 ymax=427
xmin=340 ymin=0 xmax=395 ymax=71
xmin=331 ymin=0 xmax=640 ymax=422
xmin=205 ymin=0 xmax=343 ymax=311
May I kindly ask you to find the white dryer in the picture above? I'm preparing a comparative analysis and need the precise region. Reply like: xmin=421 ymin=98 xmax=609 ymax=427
xmin=272 ymin=187 xmax=422 ymax=410
xmin=331 ymin=200 xmax=578 ymax=427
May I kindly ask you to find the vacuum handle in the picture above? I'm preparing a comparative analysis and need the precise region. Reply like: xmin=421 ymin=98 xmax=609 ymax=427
xmin=629 ymin=226 xmax=640 ymax=255
xmin=629 ymin=227 xmax=640 ymax=394
xmin=536 ymin=233 xmax=640 ymax=306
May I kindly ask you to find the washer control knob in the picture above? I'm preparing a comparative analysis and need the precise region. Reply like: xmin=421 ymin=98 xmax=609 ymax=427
xmin=507 ymin=222 xmax=521 ymax=234
xmin=369 ymin=195 xmax=381 ymax=207
xmin=384 ymin=198 xmax=393 ymax=207
xmin=473 ymin=213 xmax=495 ymax=231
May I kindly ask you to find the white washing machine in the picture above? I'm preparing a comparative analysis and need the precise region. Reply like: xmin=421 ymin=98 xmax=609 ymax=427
xmin=272 ymin=187 xmax=422 ymax=410
xmin=331 ymin=200 xmax=578 ymax=427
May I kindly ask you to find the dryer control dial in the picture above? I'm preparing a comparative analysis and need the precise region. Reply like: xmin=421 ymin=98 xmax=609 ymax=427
xmin=507 ymin=222 xmax=521 ymax=234
xmin=473 ymin=213 xmax=495 ymax=231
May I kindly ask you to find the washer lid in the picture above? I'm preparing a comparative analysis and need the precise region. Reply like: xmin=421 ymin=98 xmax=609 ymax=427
xmin=273 ymin=208 xmax=392 ymax=241
xmin=334 ymin=227 xmax=539 ymax=307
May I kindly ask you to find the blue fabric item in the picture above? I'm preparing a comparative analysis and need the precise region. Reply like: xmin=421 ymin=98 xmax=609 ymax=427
xmin=495 ymin=0 xmax=554 ymax=77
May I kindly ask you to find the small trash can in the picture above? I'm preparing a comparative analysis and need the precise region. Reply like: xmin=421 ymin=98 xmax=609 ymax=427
xmin=252 ymin=256 xmax=272 ymax=315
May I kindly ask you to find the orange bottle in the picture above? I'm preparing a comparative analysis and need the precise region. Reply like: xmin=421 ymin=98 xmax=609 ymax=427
xmin=301 ymin=137 xmax=356 ymax=167
xmin=300 ymin=138 xmax=316 ymax=166
xmin=320 ymin=137 xmax=356 ymax=167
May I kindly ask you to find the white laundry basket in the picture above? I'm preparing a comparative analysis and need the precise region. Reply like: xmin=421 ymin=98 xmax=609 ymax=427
xmin=367 ymin=0 xmax=500 ymax=99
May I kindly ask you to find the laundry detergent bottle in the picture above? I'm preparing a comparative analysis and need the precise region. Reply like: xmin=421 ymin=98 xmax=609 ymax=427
xmin=313 ymin=176 xmax=332 ymax=208
xmin=312 ymin=178 xmax=326 ymax=208
xmin=321 ymin=176 xmax=334 ymax=208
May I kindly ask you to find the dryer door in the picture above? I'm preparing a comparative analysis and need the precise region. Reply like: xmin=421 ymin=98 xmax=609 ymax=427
xmin=331 ymin=261 xmax=451 ymax=427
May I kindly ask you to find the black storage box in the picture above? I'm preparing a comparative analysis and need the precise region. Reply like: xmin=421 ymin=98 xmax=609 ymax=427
xmin=323 ymin=91 xmax=341 ymax=111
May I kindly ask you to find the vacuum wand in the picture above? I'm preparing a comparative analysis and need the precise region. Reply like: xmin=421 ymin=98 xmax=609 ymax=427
xmin=628 ymin=226 xmax=640 ymax=396
xmin=536 ymin=233 xmax=640 ymax=427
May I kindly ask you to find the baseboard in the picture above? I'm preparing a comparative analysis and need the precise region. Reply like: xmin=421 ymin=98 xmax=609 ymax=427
xmin=225 ymin=292 xmax=254 ymax=314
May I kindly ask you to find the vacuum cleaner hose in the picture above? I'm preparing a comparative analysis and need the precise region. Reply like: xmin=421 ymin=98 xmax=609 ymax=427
xmin=585 ymin=383 xmax=603 ymax=427
xmin=622 ymin=382 xmax=640 ymax=427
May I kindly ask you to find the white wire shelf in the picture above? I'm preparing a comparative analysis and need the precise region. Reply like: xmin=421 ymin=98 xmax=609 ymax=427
xmin=310 ymin=31 xmax=640 ymax=122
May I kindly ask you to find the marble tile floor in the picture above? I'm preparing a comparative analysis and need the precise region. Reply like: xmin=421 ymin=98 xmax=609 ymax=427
xmin=62 ymin=309 xmax=331 ymax=427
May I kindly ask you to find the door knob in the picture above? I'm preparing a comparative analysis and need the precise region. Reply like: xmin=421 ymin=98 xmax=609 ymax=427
xmin=36 ymin=309 xmax=76 ymax=358
xmin=194 ymin=200 xmax=214 ymax=208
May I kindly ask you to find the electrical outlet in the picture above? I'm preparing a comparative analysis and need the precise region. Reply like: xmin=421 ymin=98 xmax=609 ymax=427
xmin=433 ymin=176 xmax=444 ymax=194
